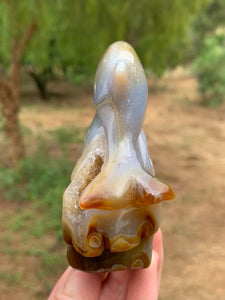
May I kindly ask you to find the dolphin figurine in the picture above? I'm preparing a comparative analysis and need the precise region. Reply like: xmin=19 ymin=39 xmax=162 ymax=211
xmin=62 ymin=41 xmax=175 ymax=272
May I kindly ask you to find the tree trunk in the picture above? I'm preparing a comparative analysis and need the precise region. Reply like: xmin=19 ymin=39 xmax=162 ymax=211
xmin=0 ymin=80 xmax=25 ymax=166
xmin=26 ymin=67 xmax=48 ymax=100
xmin=32 ymin=72 xmax=48 ymax=100
xmin=0 ymin=23 xmax=36 ymax=166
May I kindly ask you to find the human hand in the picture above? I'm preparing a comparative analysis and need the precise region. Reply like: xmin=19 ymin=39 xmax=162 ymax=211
xmin=48 ymin=229 xmax=163 ymax=300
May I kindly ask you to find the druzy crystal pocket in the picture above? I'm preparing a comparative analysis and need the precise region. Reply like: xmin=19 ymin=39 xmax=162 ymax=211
xmin=62 ymin=41 xmax=175 ymax=272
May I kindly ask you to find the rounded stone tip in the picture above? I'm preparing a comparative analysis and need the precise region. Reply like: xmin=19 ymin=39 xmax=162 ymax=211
xmin=93 ymin=41 xmax=147 ymax=109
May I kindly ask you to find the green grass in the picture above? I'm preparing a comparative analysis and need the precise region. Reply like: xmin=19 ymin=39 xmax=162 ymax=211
xmin=10 ymin=210 xmax=35 ymax=231
xmin=2 ymin=234 xmax=13 ymax=244
xmin=0 ymin=125 xmax=82 ymax=293
xmin=0 ymin=126 xmax=81 ymax=239
xmin=0 ymin=155 xmax=72 ymax=237
xmin=49 ymin=126 xmax=85 ymax=145
xmin=26 ymin=248 xmax=66 ymax=274
xmin=2 ymin=247 xmax=20 ymax=256
xmin=0 ymin=270 xmax=23 ymax=286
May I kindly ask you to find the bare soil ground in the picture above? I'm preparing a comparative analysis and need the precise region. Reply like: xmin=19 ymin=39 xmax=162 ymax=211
xmin=0 ymin=73 xmax=225 ymax=299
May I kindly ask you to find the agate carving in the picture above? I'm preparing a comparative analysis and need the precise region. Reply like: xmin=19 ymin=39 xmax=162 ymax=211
xmin=62 ymin=41 xmax=175 ymax=272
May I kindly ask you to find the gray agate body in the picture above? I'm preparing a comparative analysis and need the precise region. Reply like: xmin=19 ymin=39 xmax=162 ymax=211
xmin=62 ymin=41 xmax=174 ymax=272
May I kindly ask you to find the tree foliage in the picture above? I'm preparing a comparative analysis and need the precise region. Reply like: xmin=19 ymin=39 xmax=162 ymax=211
xmin=53 ymin=0 xmax=210 ymax=77
xmin=193 ymin=30 xmax=225 ymax=106
xmin=0 ymin=0 xmax=210 ymax=81
xmin=190 ymin=0 xmax=225 ymax=106
xmin=0 ymin=0 xmax=209 ymax=164
xmin=191 ymin=0 xmax=225 ymax=56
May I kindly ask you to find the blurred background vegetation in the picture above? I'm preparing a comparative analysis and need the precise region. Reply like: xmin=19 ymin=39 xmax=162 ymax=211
xmin=0 ymin=0 xmax=225 ymax=299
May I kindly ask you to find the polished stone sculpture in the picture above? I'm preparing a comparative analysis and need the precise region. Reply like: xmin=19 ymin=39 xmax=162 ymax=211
xmin=62 ymin=41 xmax=175 ymax=272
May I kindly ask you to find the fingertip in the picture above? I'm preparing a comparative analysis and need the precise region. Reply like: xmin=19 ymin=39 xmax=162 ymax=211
xmin=153 ymin=229 xmax=163 ymax=248
xmin=152 ymin=249 xmax=160 ymax=268
xmin=153 ymin=229 xmax=164 ymax=264
xmin=48 ymin=266 xmax=73 ymax=299
xmin=127 ymin=252 xmax=160 ymax=300
xmin=49 ymin=267 xmax=101 ymax=300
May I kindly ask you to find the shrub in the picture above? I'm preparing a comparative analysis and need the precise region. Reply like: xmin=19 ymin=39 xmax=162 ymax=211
xmin=193 ymin=29 xmax=225 ymax=106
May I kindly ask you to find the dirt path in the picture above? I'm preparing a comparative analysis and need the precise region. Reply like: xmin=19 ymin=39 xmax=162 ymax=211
xmin=145 ymin=77 xmax=225 ymax=300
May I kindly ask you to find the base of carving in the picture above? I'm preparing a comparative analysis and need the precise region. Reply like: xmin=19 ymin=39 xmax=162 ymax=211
xmin=67 ymin=236 xmax=153 ymax=272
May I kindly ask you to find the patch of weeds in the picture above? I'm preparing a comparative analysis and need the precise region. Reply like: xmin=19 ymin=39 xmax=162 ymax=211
xmin=21 ymin=124 xmax=32 ymax=136
xmin=3 ymin=234 xmax=13 ymax=244
xmin=31 ymin=217 xmax=51 ymax=238
xmin=10 ymin=210 xmax=35 ymax=231
xmin=2 ymin=247 xmax=19 ymax=256
xmin=36 ymin=270 xmax=45 ymax=281
xmin=28 ymin=249 xmax=66 ymax=275
xmin=49 ymin=127 xmax=85 ymax=146
xmin=0 ymin=168 xmax=25 ymax=201
xmin=41 ymin=252 xmax=66 ymax=275
xmin=26 ymin=248 xmax=44 ymax=256
xmin=0 ymin=270 xmax=23 ymax=285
